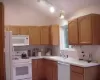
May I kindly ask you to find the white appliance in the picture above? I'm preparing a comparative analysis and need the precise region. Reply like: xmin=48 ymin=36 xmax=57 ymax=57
xmin=12 ymin=35 xmax=29 ymax=46
xmin=5 ymin=31 xmax=13 ymax=80
xmin=58 ymin=62 xmax=70 ymax=80
xmin=5 ymin=31 xmax=32 ymax=80
xmin=13 ymin=59 xmax=32 ymax=80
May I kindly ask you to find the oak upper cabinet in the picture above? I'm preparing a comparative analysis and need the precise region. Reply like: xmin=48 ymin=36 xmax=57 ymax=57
xmin=19 ymin=27 xmax=29 ymax=35
xmin=29 ymin=27 xmax=41 ymax=45
xmin=68 ymin=14 xmax=100 ymax=45
xmin=5 ymin=26 xmax=9 ymax=31
xmin=78 ymin=15 xmax=92 ymax=44
xmin=40 ymin=26 xmax=50 ymax=45
xmin=8 ymin=26 xmax=20 ymax=35
xmin=50 ymin=25 xmax=59 ymax=45
xmin=68 ymin=19 xmax=78 ymax=45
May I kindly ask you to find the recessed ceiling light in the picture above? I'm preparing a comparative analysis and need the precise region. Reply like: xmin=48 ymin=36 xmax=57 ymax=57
xmin=49 ymin=6 xmax=55 ymax=13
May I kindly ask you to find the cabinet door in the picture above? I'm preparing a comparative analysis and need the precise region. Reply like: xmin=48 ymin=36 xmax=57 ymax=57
xmin=29 ymin=27 xmax=41 ymax=45
xmin=37 ymin=59 xmax=45 ymax=80
xmin=50 ymin=25 xmax=59 ymax=45
xmin=78 ymin=15 xmax=92 ymax=44
xmin=71 ymin=72 xmax=84 ymax=80
xmin=9 ymin=26 xmax=20 ymax=35
xmin=41 ymin=26 xmax=50 ymax=45
xmin=5 ymin=26 xmax=9 ymax=31
xmin=19 ymin=27 xmax=29 ymax=35
xmin=45 ymin=60 xmax=53 ymax=80
xmin=32 ymin=60 xmax=38 ymax=80
xmin=52 ymin=62 xmax=58 ymax=80
xmin=68 ymin=19 xmax=78 ymax=45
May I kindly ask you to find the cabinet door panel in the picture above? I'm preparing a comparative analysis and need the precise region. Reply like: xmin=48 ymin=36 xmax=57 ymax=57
xmin=9 ymin=27 xmax=19 ymax=35
xmin=50 ymin=25 xmax=59 ymax=45
xmin=5 ymin=27 xmax=9 ymax=31
xmin=78 ymin=15 xmax=92 ymax=44
xmin=37 ymin=59 xmax=45 ymax=80
xmin=68 ymin=19 xmax=78 ymax=44
xmin=52 ymin=63 xmax=58 ymax=80
xmin=71 ymin=72 xmax=84 ymax=80
xmin=19 ymin=27 xmax=29 ymax=35
xmin=41 ymin=26 xmax=50 ymax=45
xmin=29 ymin=27 xmax=40 ymax=45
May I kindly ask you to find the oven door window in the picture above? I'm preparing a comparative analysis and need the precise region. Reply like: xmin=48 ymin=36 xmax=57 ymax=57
xmin=16 ymin=66 xmax=28 ymax=76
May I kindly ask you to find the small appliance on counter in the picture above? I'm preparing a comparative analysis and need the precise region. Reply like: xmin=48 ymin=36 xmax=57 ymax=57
xmin=45 ymin=48 xmax=52 ymax=56
xmin=28 ymin=48 xmax=43 ymax=58
xmin=13 ymin=51 xmax=29 ymax=60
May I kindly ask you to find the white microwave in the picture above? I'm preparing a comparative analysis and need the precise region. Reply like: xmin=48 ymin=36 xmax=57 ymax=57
xmin=12 ymin=35 xmax=29 ymax=46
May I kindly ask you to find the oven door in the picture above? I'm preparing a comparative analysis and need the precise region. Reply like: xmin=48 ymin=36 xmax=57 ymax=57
xmin=13 ymin=62 xmax=32 ymax=80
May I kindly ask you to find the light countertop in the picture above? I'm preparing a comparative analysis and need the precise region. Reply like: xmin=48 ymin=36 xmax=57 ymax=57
xmin=30 ymin=56 xmax=100 ymax=67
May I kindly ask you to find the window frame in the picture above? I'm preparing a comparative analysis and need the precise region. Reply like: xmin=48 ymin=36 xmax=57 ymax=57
xmin=60 ymin=25 xmax=75 ymax=51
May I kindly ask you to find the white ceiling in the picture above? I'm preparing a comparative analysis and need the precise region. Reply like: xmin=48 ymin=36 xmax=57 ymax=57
xmin=2 ymin=0 xmax=100 ymax=19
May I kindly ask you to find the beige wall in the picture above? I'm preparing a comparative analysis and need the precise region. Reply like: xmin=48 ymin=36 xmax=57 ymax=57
xmin=3 ymin=0 xmax=53 ymax=26
xmin=67 ymin=5 xmax=100 ymax=20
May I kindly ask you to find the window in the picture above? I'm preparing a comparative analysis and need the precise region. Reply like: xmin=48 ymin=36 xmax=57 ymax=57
xmin=60 ymin=25 xmax=72 ymax=50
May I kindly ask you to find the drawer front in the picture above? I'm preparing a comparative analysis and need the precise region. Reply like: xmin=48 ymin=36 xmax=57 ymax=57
xmin=71 ymin=65 xmax=84 ymax=74
xmin=71 ymin=71 xmax=84 ymax=80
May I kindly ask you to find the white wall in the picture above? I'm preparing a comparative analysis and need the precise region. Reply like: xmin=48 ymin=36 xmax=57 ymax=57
xmin=3 ymin=1 xmax=53 ymax=26
xmin=67 ymin=5 xmax=100 ymax=20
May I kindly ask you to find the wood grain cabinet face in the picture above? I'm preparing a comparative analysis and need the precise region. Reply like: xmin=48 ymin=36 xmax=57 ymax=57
xmin=29 ymin=27 xmax=41 ymax=45
xmin=40 ymin=26 xmax=50 ymax=45
xmin=71 ymin=71 xmax=84 ymax=80
xmin=68 ymin=14 xmax=100 ymax=45
xmin=5 ymin=27 xmax=9 ymax=31
xmin=50 ymin=25 xmax=59 ymax=45
xmin=68 ymin=19 xmax=79 ymax=45
xmin=0 ymin=2 xmax=5 ymax=80
xmin=8 ymin=27 xmax=20 ymax=35
xmin=44 ymin=60 xmax=58 ymax=80
xmin=32 ymin=60 xmax=38 ymax=80
xmin=19 ymin=27 xmax=29 ymax=35
xmin=78 ymin=15 xmax=92 ymax=44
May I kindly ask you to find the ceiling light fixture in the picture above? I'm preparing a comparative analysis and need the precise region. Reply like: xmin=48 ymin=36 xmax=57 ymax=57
xmin=49 ymin=6 xmax=55 ymax=13
xmin=60 ymin=10 xmax=65 ymax=19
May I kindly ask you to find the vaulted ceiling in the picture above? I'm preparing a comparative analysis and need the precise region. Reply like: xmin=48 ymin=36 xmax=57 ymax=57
xmin=2 ymin=0 xmax=100 ymax=19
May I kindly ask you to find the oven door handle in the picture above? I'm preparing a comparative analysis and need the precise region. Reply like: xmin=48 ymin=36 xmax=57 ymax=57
xmin=13 ymin=62 xmax=32 ymax=66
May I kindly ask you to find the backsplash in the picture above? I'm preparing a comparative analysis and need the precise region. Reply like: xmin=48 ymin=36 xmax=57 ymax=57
xmin=60 ymin=45 xmax=100 ymax=63
xmin=14 ymin=45 xmax=52 ymax=56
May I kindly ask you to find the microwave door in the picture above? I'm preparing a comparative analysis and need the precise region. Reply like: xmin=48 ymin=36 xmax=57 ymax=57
xmin=12 ymin=35 xmax=29 ymax=46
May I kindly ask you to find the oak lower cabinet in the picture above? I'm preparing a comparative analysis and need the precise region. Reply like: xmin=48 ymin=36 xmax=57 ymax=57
xmin=32 ymin=59 xmax=38 ymax=80
xmin=44 ymin=59 xmax=58 ymax=80
xmin=68 ymin=14 xmax=100 ymax=45
xmin=32 ymin=59 xmax=58 ymax=80
xmin=71 ymin=65 xmax=99 ymax=80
